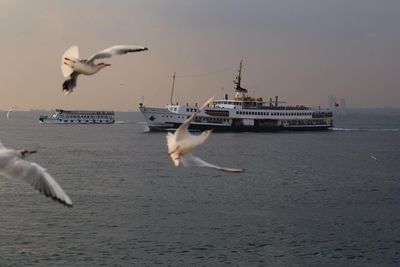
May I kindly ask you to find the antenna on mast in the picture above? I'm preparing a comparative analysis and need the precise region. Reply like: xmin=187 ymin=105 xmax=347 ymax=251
xmin=170 ymin=72 xmax=176 ymax=105
xmin=139 ymin=95 xmax=145 ymax=107
xmin=233 ymin=60 xmax=247 ymax=93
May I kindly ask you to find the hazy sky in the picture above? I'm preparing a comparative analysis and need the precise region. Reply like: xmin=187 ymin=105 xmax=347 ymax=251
xmin=1 ymin=0 xmax=399 ymax=110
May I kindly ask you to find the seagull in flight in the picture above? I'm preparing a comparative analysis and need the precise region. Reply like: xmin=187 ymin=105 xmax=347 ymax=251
xmin=62 ymin=45 xmax=148 ymax=95
xmin=166 ymin=97 xmax=243 ymax=173
xmin=0 ymin=142 xmax=72 ymax=207
xmin=6 ymin=106 xmax=17 ymax=120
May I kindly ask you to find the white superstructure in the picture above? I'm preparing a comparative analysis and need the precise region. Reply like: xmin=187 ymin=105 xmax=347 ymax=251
xmin=39 ymin=109 xmax=115 ymax=124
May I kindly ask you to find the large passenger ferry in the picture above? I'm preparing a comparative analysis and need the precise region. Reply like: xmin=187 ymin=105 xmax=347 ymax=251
xmin=139 ymin=61 xmax=333 ymax=132
xmin=39 ymin=109 xmax=115 ymax=124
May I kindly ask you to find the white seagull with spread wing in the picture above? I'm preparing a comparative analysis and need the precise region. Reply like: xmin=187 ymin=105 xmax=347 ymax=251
xmin=167 ymin=97 xmax=243 ymax=173
xmin=0 ymin=142 xmax=72 ymax=207
xmin=62 ymin=45 xmax=148 ymax=94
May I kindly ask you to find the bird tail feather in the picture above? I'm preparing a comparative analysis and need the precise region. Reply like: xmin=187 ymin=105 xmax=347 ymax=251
xmin=61 ymin=45 xmax=79 ymax=78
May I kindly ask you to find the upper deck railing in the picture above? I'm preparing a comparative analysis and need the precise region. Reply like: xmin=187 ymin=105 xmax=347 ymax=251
xmin=55 ymin=109 xmax=114 ymax=115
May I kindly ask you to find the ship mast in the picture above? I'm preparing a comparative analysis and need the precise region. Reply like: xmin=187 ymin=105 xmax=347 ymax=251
xmin=170 ymin=72 xmax=176 ymax=105
xmin=233 ymin=60 xmax=247 ymax=93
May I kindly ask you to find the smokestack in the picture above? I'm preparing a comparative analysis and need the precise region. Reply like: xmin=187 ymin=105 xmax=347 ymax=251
xmin=269 ymin=97 xmax=273 ymax=107
xmin=225 ymin=94 xmax=228 ymax=100
xmin=275 ymin=96 xmax=278 ymax=107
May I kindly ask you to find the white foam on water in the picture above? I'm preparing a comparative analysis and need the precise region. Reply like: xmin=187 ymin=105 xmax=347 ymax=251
xmin=332 ymin=127 xmax=400 ymax=132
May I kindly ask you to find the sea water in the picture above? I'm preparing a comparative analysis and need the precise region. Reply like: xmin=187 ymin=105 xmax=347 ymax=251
xmin=0 ymin=110 xmax=399 ymax=266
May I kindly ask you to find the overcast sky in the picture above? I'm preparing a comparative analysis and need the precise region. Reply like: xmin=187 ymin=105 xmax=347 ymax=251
xmin=1 ymin=0 xmax=399 ymax=110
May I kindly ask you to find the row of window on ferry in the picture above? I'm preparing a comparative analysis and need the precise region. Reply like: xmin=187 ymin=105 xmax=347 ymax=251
xmin=171 ymin=107 xmax=199 ymax=113
xmin=63 ymin=115 xmax=111 ymax=119
xmin=236 ymin=111 xmax=313 ymax=116
xmin=216 ymin=101 xmax=241 ymax=105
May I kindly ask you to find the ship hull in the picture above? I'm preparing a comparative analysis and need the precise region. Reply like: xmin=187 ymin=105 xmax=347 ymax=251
xmin=146 ymin=122 xmax=332 ymax=132
xmin=39 ymin=120 xmax=114 ymax=124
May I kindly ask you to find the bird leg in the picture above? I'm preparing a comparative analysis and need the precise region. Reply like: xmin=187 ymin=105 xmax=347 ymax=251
xmin=64 ymin=57 xmax=75 ymax=67
xmin=168 ymin=145 xmax=180 ymax=155
xmin=64 ymin=57 xmax=77 ymax=63
xmin=20 ymin=150 xmax=38 ymax=158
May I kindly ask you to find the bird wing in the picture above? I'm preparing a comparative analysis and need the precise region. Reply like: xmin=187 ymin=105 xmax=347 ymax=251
xmin=167 ymin=129 xmax=212 ymax=164
xmin=166 ymin=97 xmax=215 ymax=165
xmin=87 ymin=45 xmax=148 ymax=63
xmin=61 ymin=45 xmax=79 ymax=77
xmin=2 ymin=157 xmax=72 ymax=206
xmin=180 ymin=153 xmax=243 ymax=173
xmin=6 ymin=108 xmax=12 ymax=120
xmin=174 ymin=97 xmax=215 ymax=142
xmin=166 ymin=132 xmax=179 ymax=166
xmin=166 ymin=132 xmax=178 ymax=154
xmin=198 ymin=97 xmax=215 ymax=111
xmin=174 ymin=114 xmax=196 ymax=142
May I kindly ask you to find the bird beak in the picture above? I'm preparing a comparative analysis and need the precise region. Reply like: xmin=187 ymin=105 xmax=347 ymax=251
xmin=28 ymin=150 xmax=38 ymax=155
xmin=144 ymin=47 xmax=149 ymax=51
xmin=105 ymin=63 xmax=111 ymax=67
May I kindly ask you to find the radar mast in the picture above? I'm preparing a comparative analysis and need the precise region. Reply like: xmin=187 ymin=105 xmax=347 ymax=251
xmin=234 ymin=60 xmax=248 ymax=93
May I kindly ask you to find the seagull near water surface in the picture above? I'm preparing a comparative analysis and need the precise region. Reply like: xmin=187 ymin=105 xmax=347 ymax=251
xmin=167 ymin=97 xmax=243 ymax=173
xmin=0 ymin=142 xmax=72 ymax=207
xmin=62 ymin=45 xmax=148 ymax=95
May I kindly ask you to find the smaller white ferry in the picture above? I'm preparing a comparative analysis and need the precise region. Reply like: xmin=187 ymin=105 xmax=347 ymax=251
xmin=139 ymin=61 xmax=333 ymax=132
xmin=39 ymin=109 xmax=115 ymax=124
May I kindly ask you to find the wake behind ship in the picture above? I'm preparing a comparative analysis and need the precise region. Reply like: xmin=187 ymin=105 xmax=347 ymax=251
xmin=139 ymin=61 xmax=333 ymax=132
